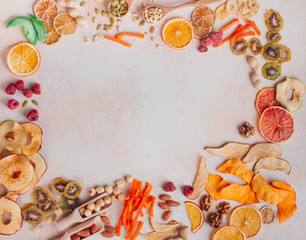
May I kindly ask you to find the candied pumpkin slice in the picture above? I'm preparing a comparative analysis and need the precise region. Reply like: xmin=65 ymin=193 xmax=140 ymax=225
xmin=204 ymin=175 xmax=229 ymax=200
xmin=0 ymin=121 xmax=27 ymax=151
xmin=220 ymin=183 xmax=259 ymax=204
xmin=21 ymin=123 xmax=42 ymax=156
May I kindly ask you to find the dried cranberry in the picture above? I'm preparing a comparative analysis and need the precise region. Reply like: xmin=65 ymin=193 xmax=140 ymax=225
xmin=15 ymin=80 xmax=24 ymax=91
xmin=5 ymin=83 xmax=16 ymax=95
xmin=198 ymin=46 xmax=208 ymax=53
xmin=183 ymin=185 xmax=194 ymax=197
xmin=27 ymin=109 xmax=39 ymax=121
xmin=31 ymin=83 xmax=41 ymax=95
xmin=24 ymin=89 xmax=33 ymax=98
xmin=210 ymin=32 xmax=223 ymax=45
xmin=200 ymin=37 xmax=212 ymax=47
xmin=7 ymin=99 xmax=20 ymax=110
xmin=163 ymin=182 xmax=176 ymax=192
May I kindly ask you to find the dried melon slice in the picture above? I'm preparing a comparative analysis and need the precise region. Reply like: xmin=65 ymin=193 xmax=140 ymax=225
xmin=0 ymin=121 xmax=27 ymax=151
xmin=27 ymin=153 xmax=47 ymax=182
xmin=21 ymin=123 xmax=42 ymax=156
xmin=0 ymin=198 xmax=22 ymax=235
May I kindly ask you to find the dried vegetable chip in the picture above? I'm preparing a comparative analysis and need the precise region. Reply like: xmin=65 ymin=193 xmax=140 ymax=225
xmin=250 ymin=173 xmax=289 ymax=205
xmin=220 ymin=183 xmax=259 ymax=204
xmin=242 ymin=142 xmax=282 ymax=163
xmin=205 ymin=142 xmax=251 ymax=159
xmin=272 ymin=182 xmax=297 ymax=223
xmin=217 ymin=158 xmax=254 ymax=184
xmin=253 ymin=156 xmax=291 ymax=174
xmin=205 ymin=175 xmax=229 ymax=200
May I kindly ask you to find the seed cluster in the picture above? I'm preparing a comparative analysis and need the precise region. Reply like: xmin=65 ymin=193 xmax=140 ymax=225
xmin=143 ymin=7 xmax=163 ymax=23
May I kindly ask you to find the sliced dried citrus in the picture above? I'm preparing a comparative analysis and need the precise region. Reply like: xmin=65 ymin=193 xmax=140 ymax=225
xmin=43 ymin=22 xmax=62 ymax=45
xmin=34 ymin=0 xmax=58 ymax=22
xmin=162 ymin=18 xmax=193 ymax=50
xmin=191 ymin=22 xmax=212 ymax=39
xmin=229 ymin=205 xmax=262 ymax=239
xmin=6 ymin=42 xmax=41 ymax=77
xmin=255 ymin=87 xmax=283 ymax=115
xmin=212 ymin=226 xmax=246 ymax=240
xmin=192 ymin=6 xmax=215 ymax=29
xmin=53 ymin=13 xmax=77 ymax=35
xmin=259 ymin=106 xmax=294 ymax=143
xmin=185 ymin=201 xmax=204 ymax=233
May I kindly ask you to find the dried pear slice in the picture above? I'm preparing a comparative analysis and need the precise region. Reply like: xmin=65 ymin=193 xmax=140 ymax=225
xmin=265 ymin=9 xmax=284 ymax=32
xmin=21 ymin=123 xmax=42 ymax=156
xmin=276 ymin=77 xmax=305 ymax=112
xmin=278 ymin=45 xmax=291 ymax=64
xmin=0 ymin=121 xmax=27 ymax=151
xmin=22 ymin=204 xmax=44 ymax=225
xmin=60 ymin=196 xmax=80 ymax=211
xmin=262 ymin=44 xmax=282 ymax=62
xmin=242 ymin=142 xmax=282 ymax=163
xmin=32 ymin=187 xmax=50 ymax=205
xmin=140 ymin=227 xmax=178 ymax=240
xmin=39 ymin=197 xmax=57 ymax=214
xmin=51 ymin=177 xmax=69 ymax=196
xmin=205 ymin=142 xmax=251 ymax=159
xmin=149 ymin=218 xmax=181 ymax=232
xmin=231 ymin=39 xmax=248 ymax=55
xmin=64 ymin=181 xmax=82 ymax=199
xmin=262 ymin=62 xmax=281 ymax=80
xmin=267 ymin=31 xmax=281 ymax=43
xmin=248 ymin=38 xmax=262 ymax=55
xmin=253 ymin=156 xmax=291 ymax=174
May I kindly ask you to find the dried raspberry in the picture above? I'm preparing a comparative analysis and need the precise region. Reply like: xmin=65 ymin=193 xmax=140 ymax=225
xmin=31 ymin=83 xmax=41 ymax=95
xmin=200 ymin=37 xmax=212 ymax=47
xmin=210 ymin=32 xmax=223 ymax=45
xmin=163 ymin=182 xmax=176 ymax=192
xmin=5 ymin=83 xmax=16 ymax=95
xmin=198 ymin=46 xmax=208 ymax=53
xmin=7 ymin=99 xmax=20 ymax=110
xmin=15 ymin=80 xmax=24 ymax=91
xmin=27 ymin=109 xmax=39 ymax=121
xmin=183 ymin=185 xmax=194 ymax=197
xmin=24 ymin=89 xmax=33 ymax=98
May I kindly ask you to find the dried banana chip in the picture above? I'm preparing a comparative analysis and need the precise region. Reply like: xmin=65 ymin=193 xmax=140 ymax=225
xmin=220 ymin=183 xmax=259 ymax=204
xmin=242 ymin=142 xmax=282 ymax=163
xmin=205 ymin=142 xmax=251 ymax=159
xmin=215 ymin=4 xmax=229 ymax=21
xmin=248 ymin=0 xmax=260 ymax=13
xmin=226 ymin=0 xmax=238 ymax=14
xmin=253 ymin=156 xmax=291 ymax=175
xmin=237 ymin=0 xmax=249 ymax=14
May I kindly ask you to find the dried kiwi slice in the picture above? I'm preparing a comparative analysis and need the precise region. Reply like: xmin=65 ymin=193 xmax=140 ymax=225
xmin=64 ymin=181 xmax=82 ymax=199
xmin=267 ymin=31 xmax=281 ymax=43
xmin=248 ymin=38 xmax=262 ymax=55
xmin=231 ymin=39 xmax=249 ymax=55
xmin=262 ymin=62 xmax=281 ymax=80
xmin=39 ymin=197 xmax=57 ymax=214
xmin=262 ymin=44 xmax=282 ymax=62
xmin=60 ymin=196 xmax=80 ymax=211
xmin=265 ymin=9 xmax=284 ymax=32
xmin=32 ymin=187 xmax=50 ymax=205
xmin=51 ymin=177 xmax=69 ymax=196
xmin=278 ymin=45 xmax=291 ymax=64
xmin=22 ymin=204 xmax=45 ymax=225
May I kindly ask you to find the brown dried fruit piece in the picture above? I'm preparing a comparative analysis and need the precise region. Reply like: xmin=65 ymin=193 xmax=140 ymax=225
xmin=260 ymin=206 xmax=275 ymax=224
xmin=205 ymin=175 xmax=229 ymax=200
xmin=200 ymin=194 xmax=213 ymax=212
xmin=101 ymin=215 xmax=111 ymax=224
xmin=205 ymin=142 xmax=251 ymax=159
xmin=239 ymin=122 xmax=255 ymax=138
xmin=105 ymin=225 xmax=116 ymax=233
xmin=220 ymin=183 xmax=259 ymax=204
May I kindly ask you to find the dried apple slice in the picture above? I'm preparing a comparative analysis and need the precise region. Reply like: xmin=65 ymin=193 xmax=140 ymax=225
xmin=13 ymin=171 xmax=38 ymax=195
xmin=205 ymin=142 xmax=251 ymax=159
xmin=187 ymin=156 xmax=208 ymax=200
xmin=27 ymin=153 xmax=47 ymax=182
xmin=220 ymin=183 xmax=259 ymax=204
xmin=149 ymin=218 xmax=181 ymax=232
xmin=242 ymin=142 xmax=282 ymax=163
xmin=3 ymin=192 xmax=20 ymax=202
xmin=253 ymin=156 xmax=291 ymax=174
xmin=21 ymin=123 xmax=42 ymax=156
xmin=0 ymin=197 xmax=22 ymax=235
xmin=0 ymin=154 xmax=34 ymax=193
xmin=0 ymin=121 xmax=27 ymax=151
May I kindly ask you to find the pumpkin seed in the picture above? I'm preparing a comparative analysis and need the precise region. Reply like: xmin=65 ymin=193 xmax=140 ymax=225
xmin=101 ymin=10 xmax=106 ymax=17
xmin=132 ymin=16 xmax=139 ymax=22
xmin=32 ymin=100 xmax=39 ymax=106
xmin=80 ymin=1 xmax=87 ymax=7
xmin=95 ymin=8 xmax=100 ymax=15
xmin=139 ymin=20 xmax=145 ymax=27
xmin=22 ymin=100 xmax=28 ymax=108
xmin=97 ymin=24 xmax=102 ymax=31
xmin=87 ymin=12 xmax=91 ymax=17
xmin=110 ymin=17 xmax=115 ymax=24
xmin=150 ymin=26 xmax=155 ymax=34
xmin=92 ymin=16 xmax=97 ymax=23
xmin=106 ymin=11 xmax=111 ymax=19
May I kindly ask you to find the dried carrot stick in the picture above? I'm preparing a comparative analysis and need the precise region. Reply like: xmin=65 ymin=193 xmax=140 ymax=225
xmin=116 ymin=32 xmax=145 ymax=39
xmin=236 ymin=31 xmax=256 ymax=39
xmin=229 ymin=24 xmax=251 ymax=43
xmin=105 ymin=36 xmax=132 ymax=47
xmin=149 ymin=196 xmax=156 ymax=217
xmin=221 ymin=18 xmax=239 ymax=33
xmin=130 ymin=221 xmax=144 ymax=240
xmin=246 ymin=20 xmax=261 ymax=36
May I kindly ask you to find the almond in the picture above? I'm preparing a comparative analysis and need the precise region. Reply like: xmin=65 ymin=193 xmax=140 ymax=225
xmin=90 ymin=224 xmax=98 ymax=234
xmin=101 ymin=231 xmax=114 ymax=238
xmin=159 ymin=194 xmax=171 ymax=201
xmin=162 ymin=210 xmax=172 ymax=221
xmin=159 ymin=202 xmax=171 ymax=210
xmin=76 ymin=228 xmax=90 ymax=237
xmin=101 ymin=215 xmax=111 ymax=224
xmin=166 ymin=200 xmax=181 ymax=207
xmin=105 ymin=225 xmax=116 ymax=234
xmin=70 ymin=234 xmax=80 ymax=240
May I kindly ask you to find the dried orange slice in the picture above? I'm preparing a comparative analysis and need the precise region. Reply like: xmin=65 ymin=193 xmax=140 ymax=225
xmin=43 ymin=22 xmax=62 ymax=45
xmin=53 ymin=13 xmax=77 ymax=35
xmin=192 ymin=6 xmax=215 ymax=29
xmin=6 ymin=42 xmax=41 ymax=77
xmin=212 ymin=226 xmax=246 ymax=240
xmin=191 ymin=22 xmax=212 ymax=39
xmin=185 ymin=201 xmax=204 ymax=233
xmin=34 ymin=0 xmax=58 ymax=22
xmin=162 ymin=18 xmax=193 ymax=50
xmin=229 ymin=205 xmax=262 ymax=239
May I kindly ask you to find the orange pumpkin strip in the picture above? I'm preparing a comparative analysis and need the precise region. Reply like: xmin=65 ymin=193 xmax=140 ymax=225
xmin=204 ymin=175 xmax=229 ymax=200
xmin=220 ymin=183 xmax=259 ymax=204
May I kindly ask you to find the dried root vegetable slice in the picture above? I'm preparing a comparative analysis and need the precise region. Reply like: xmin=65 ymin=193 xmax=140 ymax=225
xmin=260 ymin=206 xmax=275 ymax=224
xmin=272 ymin=182 xmax=297 ymax=223
xmin=250 ymin=173 xmax=289 ymax=205
xmin=204 ymin=175 xmax=229 ymax=200
xmin=220 ymin=183 xmax=259 ymax=204
xmin=253 ymin=156 xmax=291 ymax=175
xmin=140 ymin=227 xmax=178 ymax=240
xmin=217 ymin=158 xmax=254 ymax=184
xmin=205 ymin=142 xmax=251 ymax=159
xmin=187 ymin=156 xmax=208 ymax=200
xmin=149 ymin=218 xmax=181 ymax=232
xmin=242 ymin=142 xmax=282 ymax=163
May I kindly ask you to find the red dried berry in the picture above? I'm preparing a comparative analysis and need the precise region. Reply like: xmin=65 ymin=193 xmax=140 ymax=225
xmin=163 ymin=182 xmax=176 ymax=192
xmin=183 ymin=185 xmax=194 ymax=197
xmin=24 ymin=89 xmax=33 ymax=98
xmin=7 ymin=99 xmax=20 ymax=110
xmin=198 ymin=46 xmax=208 ymax=53
xmin=31 ymin=83 xmax=41 ymax=95
xmin=15 ymin=80 xmax=24 ymax=91
xmin=27 ymin=109 xmax=39 ymax=121
xmin=200 ymin=37 xmax=212 ymax=47
xmin=210 ymin=32 xmax=223 ymax=45
xmin=5 ymin=83 xmax=16 ymax=95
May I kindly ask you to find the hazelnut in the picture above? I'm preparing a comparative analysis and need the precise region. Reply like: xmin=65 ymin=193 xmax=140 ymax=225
xmin=104 ymin=196 xmax=112 ymax=204
xmin=45 ymin=216 xmax=54 ymax=224
xmin=113 ymin=186 xmax=120 ymax=195
xmin=88 ymin=188 xmax=96 ymax=197
xmin=117 ymin=193 xmax=125 ymax=202
xmin=79 ymin=207 xmax=86 ymax=216
xmin=115 ymin=179 xmax=125 ymax=188
xmin=94 ymin=205 xmax=101 ymax=212
xmin=87 ymin=202 xmax=95 ymax=211
xmin=54 ymin=208 xmax=63 ymax=217
xmin=111 ymin=194 xmax=117 ymax=202
xmin=96 ymin=199 xmax=105 ymax=207
xmin=33 ymin=225 xmax=41 ymax=233
xmin=105 ymin=185 xmax=113 ymax=194
xmin=85 ymin=209 xmax=92 ymax=217
xmin=125 ymin=175 xmax=133 ymax=183
xmin=96 ymin=186 xmax=105 ymax=194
